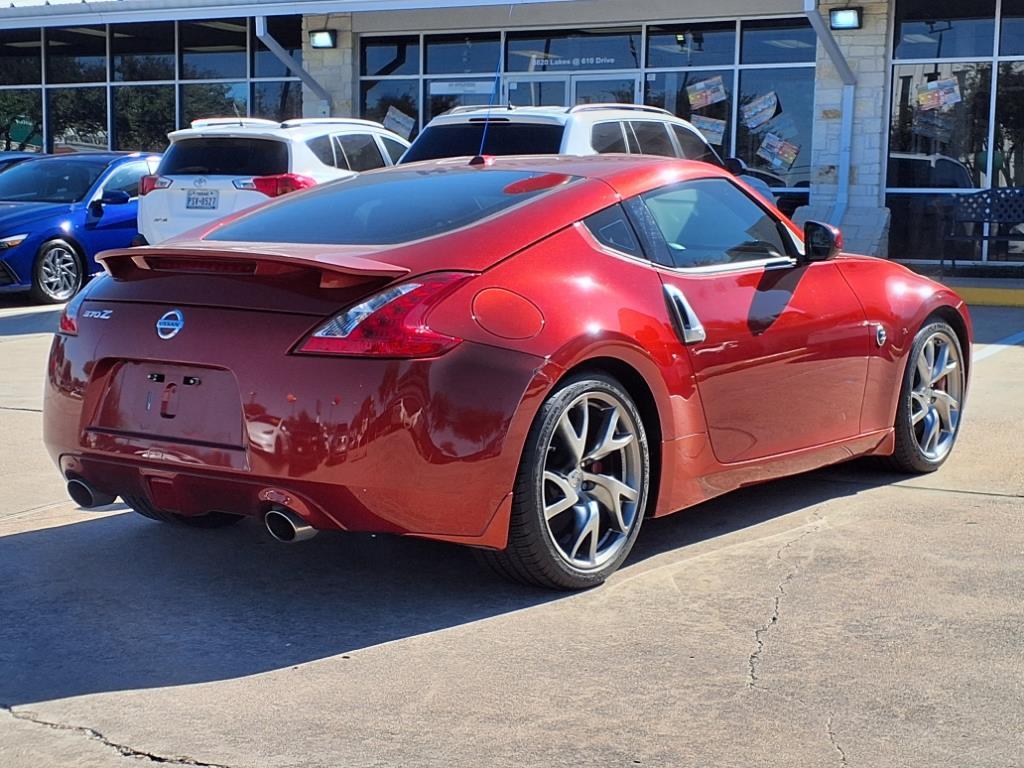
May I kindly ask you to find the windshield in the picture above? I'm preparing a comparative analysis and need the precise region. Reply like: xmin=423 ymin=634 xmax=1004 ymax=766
xmin=207 ymin=167 xmax=578 ymax=245
xmin=0 ymin=157 xmax=107 ymax=203
xmin=400 ymin=122 xmax=565 ymax=163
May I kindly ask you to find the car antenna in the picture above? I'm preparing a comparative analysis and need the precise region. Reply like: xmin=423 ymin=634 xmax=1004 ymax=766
xmin=471 ymin=3 xmax=512 ymax=165
xmin=232 ymin=102 xmax=243 ymax=127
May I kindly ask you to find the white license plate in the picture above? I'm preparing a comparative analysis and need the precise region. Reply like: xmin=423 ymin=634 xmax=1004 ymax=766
xmin=186 ymin=190 xmax=219 ymax=210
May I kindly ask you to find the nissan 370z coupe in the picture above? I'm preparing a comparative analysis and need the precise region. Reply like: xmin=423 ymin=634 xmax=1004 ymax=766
xmin=43 ymin=155 xmax=971 ymax=589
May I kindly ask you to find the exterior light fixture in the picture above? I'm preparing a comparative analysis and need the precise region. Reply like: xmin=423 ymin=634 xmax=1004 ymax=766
xmin=829 ymin=7 xmax=863 ymax=30
xmin=309 ymin=30 xmax=337 ymax=49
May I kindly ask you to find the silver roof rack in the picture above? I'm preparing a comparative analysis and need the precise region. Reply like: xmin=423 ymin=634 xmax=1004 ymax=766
xmin=281 ymin=117 xmax=385 ymax=129
xmin=567 ymin=103 xmax=673 ymax=116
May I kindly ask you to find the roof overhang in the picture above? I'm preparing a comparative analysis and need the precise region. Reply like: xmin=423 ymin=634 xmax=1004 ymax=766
xmin=0 ymin=0 xmax=568 ymax=30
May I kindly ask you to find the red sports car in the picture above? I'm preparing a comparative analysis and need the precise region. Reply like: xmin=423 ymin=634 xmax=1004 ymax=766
xmin=44 ymin=155 xmax=971 ymax=589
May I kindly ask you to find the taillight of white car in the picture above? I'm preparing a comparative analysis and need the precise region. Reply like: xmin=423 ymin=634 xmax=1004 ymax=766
xmin=140 ymin=175 xmax=173 ymax=196
xmin=295 ymin=272 xmax=475 ymax=358
xmin=233 ymin=173 xmax=317 ymax=198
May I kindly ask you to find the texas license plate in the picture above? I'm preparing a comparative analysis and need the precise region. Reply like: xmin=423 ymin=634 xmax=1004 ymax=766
xmin=186 ymin=189 xmax=219 ymax=210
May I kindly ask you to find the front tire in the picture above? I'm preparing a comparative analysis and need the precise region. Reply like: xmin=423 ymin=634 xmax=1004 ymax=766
xmin=123 ymin=495 xmax=244 ymax=529
xmin=888 ymin=320 xmax=966 ymax=473
xmin=477 ymin=373 xmax=650 ymax=590
xmin=30 ymin=239 xmax=84 ymax=304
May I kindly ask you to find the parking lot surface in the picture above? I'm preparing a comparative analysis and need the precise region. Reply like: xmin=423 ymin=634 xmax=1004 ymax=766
xmin=1 ymin=296 xmax=1021 ymax=768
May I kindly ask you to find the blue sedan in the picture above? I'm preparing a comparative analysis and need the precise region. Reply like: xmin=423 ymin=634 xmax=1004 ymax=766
xmin=0 ymin=152 xmax=160 ymax=303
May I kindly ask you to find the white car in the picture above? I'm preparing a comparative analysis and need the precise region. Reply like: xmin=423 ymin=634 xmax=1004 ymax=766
xmin=138 ymin=117 xmax=410 ymax=245
xmin=400 ymin=104 xmax=776 ymax=204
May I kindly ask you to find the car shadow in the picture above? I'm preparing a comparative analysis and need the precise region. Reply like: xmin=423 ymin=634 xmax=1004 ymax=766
xmin=0 ymin=307 xmax=61 ymax=338
xmin=0 ymin=462 xmax=889 ymax=707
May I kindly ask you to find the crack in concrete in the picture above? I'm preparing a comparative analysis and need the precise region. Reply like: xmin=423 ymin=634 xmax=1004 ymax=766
xmin=1 ymin=704 xmax=234 ymax=767
xmin=0 ymin=405 xmax=42 ymax=413
xmin=826 ymin=713 xmax=849 ymax=767
xmin=746 ymin=516 xmax=822 ymax=689
xmin=820 ymin=475 xmax=1023 ymax=500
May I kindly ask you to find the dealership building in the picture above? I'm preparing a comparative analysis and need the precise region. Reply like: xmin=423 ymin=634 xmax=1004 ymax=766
xmin=1 ymin=0 xmax=1022 ymax=265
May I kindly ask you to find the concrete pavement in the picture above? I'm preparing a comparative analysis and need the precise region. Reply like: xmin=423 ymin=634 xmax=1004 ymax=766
xmin=0 ymin=295 xmax=1022 ymax=768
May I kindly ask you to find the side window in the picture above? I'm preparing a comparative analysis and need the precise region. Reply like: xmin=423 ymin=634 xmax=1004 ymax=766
xmin=380 ymin=136 xmax=407 ymax=164
xmin=628 ymin=121 xmax=675 ymax=157
xmin=671 ymin=125 xmax=720 ymax=165
xmin=591 ymin=122 xmax=627 ymax=154
xmin=101 ymin=162 xmax=150 ymax=198
xmin=641 ymin=177 xmax=789 ymax=269
xmin=583 ymin=204 xmax=644 ymax=259
xmin=306 ymin=135 xmax=336 ymax=167
xmin=336 ymin=133 xmax=386 ymax=172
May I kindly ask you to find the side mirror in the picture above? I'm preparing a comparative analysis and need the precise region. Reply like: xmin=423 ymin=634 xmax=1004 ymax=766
xmin=723 ymin=157 xmax=745 ymax=176
xmin=100 ymin=189 xmax=131 ymax=205
xmin=803 ymin=220 xmax=843 ymax=262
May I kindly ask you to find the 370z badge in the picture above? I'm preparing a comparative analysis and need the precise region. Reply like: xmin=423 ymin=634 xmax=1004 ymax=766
xmin=155 ymin=309 xmax=185 ymax=340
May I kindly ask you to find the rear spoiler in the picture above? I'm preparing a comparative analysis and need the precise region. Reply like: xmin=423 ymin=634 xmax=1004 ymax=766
xmin=97 ymin=244 xmax=410 ymax=289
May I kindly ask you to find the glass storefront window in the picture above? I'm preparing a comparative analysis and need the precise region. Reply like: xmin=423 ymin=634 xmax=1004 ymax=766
xmin=360 ymin=79 xmax=419 ymax=139
xmin=253 ymin=81 xmax=302 ymax=122
xmin=112 ymin=22 xmax=175 ymax=81
xmin=0 ymin=29 xmax=41 ymax=86
xmin=888 ymin=63 xmax=992 ymax=189
xmin=180 ymin=19 xmax=247 ymax=80
xmin=994 ymin=62 xmax=1024 ymax=188
xmin=0 ymin=89 xmax=42 ymax=151
xmin=252 ymin=17 xmax=302 ymax=78
xmin=181 ymin=82 xmax=248 ymax=125
xmin=113 ymin=85 xmax=174 ymax=151
xmin=505 ymin=28 xmax=640 ymax=72
xmin=362 ymin=36 xmax=420 ymax=77
xmin=47 ymin=87 xmax=108 ymax=152
xmin=894 ymin=0 xmax=996 ymax=59
xmin=886 ymin=193 xmax=983 ymax=261
xmin=740 ymin=19 xmax=816 ymax=65
xmin=46 ymin=26 xmax=107 ymax=84
xmin=647 ymin=23 xmax=735 ymax=69
xmin=425 ymin=79 xmax=497 ymax=121
xmin=507 ymin=79 xmax=566 ymax=107
xmin=645 ymin=69 xmax=732 ymax=150
xmin=1002 ymin=0 xmax=1024 ymax=55
xmin=736 ymin=68 xmax=814 ymax=188
xmin=425 ymin=33 xmax=499 ymax=75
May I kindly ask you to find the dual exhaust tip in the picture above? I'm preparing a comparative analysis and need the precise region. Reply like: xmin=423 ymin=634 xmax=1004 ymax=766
xmin=67 ymin=479 xmax=317 ymax=543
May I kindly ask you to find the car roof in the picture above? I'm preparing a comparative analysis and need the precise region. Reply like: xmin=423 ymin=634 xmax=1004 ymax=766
xmin=24 ymin=152 xmax=158 ymax=165
xmin=393 ymin=153 xmax=731 ymax=199
xmin=168 ymin=118 xmax=404 ymax=143
xmin=425 ymin=103 xmax=676 ymax=126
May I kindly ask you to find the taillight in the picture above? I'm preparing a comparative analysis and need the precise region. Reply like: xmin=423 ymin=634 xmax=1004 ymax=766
xmin=234 ymin=173 xmax=317 ymax=198
xmin=295 ymin=272 xmax=475 ymax=358
xmin=140 ymin=175 xmax=172 ymax=196
xmin=58 ymin=282 xmax=92 ymax=335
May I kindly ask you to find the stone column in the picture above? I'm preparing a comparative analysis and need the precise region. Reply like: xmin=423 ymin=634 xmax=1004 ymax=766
xmin=300 ymin=14 xmax=355 ymax=118
xmin=795 ymin=1 xmax=892 ymax=256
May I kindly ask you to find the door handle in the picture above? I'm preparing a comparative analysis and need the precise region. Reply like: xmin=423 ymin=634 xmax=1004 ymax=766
xmin=663 ymin=284 xmax=707 ymax=345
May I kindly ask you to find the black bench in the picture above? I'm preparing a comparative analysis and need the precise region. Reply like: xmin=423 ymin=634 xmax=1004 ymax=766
xmin=943 ymin=187 xmax=1024 ymax=270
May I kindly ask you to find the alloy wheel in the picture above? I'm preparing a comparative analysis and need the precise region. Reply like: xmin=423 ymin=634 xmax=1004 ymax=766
xmin=909 ymin=329 xmax=964 ymax=462
xmin=541 ymin=391 xmax=643 ymax=570
xmin=39 ymin=245 xmax=81 ymax=301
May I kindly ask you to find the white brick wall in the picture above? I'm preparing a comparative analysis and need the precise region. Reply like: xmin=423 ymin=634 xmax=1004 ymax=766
xmin=301 ymin=14 xmax=355 ymax=118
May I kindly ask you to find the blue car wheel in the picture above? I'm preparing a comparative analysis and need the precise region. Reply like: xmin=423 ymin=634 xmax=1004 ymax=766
xmin=31 ymin=239 xmax=83 ymax=304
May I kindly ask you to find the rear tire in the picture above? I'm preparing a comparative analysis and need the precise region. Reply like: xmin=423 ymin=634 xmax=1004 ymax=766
xmin=887 ymin=320 xmax=966 ymax=474
xmin=477 ymin=373 xmax=650 ymax=590
xmin=30 ymin=239 xmax=84 ymax=304
xmin=123 ymin=495 xmax=244 ymax=529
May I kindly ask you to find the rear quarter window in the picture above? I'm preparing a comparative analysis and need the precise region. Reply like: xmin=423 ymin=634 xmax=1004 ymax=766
xmin=401 ymin=122 xmax=565 ymax=163
xmin=206 ymin=168 xmax=578 ymax=245
xmin=161 ymin=138 xmax=289 ymax=176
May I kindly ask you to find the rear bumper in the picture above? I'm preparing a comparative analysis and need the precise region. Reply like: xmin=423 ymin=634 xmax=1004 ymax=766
xmin=43 ymin=328 xmax=552 ymax=549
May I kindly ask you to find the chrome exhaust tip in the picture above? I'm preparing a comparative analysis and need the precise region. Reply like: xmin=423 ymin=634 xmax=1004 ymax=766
xmin=264 ymin=507 xmax=318 ymax=543
xmin=67 ymin=479 xmax=116 ymax=509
